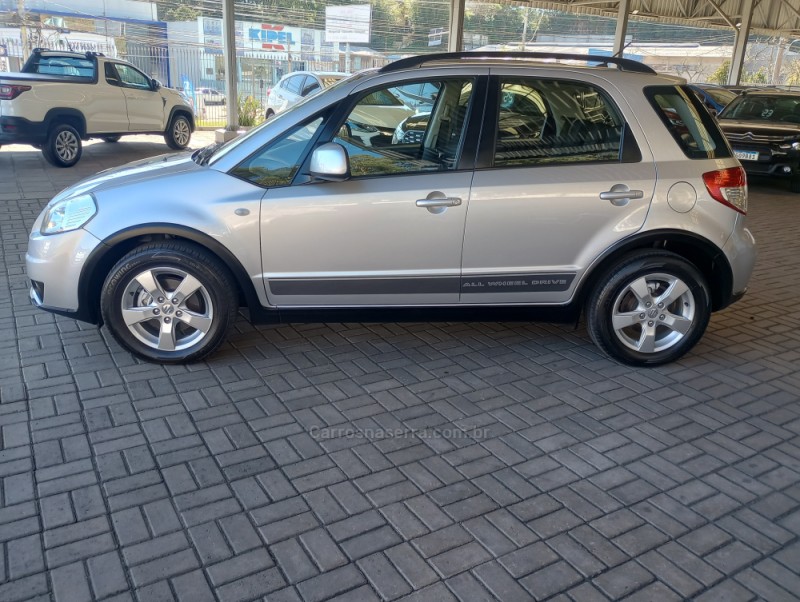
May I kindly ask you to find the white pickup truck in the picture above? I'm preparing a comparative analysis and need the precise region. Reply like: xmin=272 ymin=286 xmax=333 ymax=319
xmin=0 ymin=49 xmax=195 ymax=167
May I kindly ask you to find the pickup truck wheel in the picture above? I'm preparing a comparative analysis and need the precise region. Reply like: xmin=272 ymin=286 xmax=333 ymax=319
xmin=165 ymin=115 xmax=191 ymax=150
xmin=102 ymin=135 xmax=121 ymax=143
xmin=586 ymin=251 xmax=711 ymax=366
xmin=43 ymin=124 xmax=82 ymax=167
xmin=100 ymin=241 xmax=238 ymax=363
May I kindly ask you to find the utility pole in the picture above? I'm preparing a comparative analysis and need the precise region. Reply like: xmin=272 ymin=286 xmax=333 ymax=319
xmin=18 ymin=0 xmax=29 ymax=62
xmin=216 ymin=0 xmax=239 ymax=142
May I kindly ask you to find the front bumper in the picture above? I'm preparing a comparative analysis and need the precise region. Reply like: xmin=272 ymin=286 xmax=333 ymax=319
xmin=731 ymin=144 xmax=800 ymax=178
xmin=0 ymin=116 xmax=48 ymax=145
xmin=26 ymin=226 xmax=103 ymax=319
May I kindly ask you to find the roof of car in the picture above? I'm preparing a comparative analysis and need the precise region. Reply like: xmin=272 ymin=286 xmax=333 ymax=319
xmin=380 ymin=52 xmax=656 ymax=75
xmin=282 ymin=71 xmax=347 ymax=79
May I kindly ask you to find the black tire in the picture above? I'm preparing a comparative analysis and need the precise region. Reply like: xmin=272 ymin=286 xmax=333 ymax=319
xmin=265 ymin=109 xmax=275 ymax=120
xmin=586 ymin=251 xmax=711 ymax=366
xmin=164 ymin=114 xmax=192 ymax=150
xmin=42 ymin=123 xmax=82 ymax=167
xmin=100 ymin=241 xmax=238 ymax=363
xmin=102 ymin=135 xmax=122 ymax=143
xmin=790 ymin=176 xmax=800 ymax=193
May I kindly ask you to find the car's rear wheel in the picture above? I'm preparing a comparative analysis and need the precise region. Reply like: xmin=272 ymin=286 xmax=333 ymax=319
xmin=100 ymin=242 xmax=238 ymax=363
xmin=42 ymin=124 xmax=82 ymax=167
xmin=586 ymin=251 xmax=711 ymax=366
xmin=790 ymin=175 xmax=800 ymax=193
xmin=102 ymin=135 xmax=122 ymax=143
xmin=265 ymin=109 xmax=275 ymax=120
xmin=165 ymin=114 xmax=192 ymax=150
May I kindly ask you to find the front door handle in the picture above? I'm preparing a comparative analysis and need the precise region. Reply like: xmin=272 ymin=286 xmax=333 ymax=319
xmin=599 ymin=185 xmax=644 ymax=204
xmin=416 ymin=198 xmax=462 ymax=208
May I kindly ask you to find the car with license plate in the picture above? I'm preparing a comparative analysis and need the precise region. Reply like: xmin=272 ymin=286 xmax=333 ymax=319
xmin=716 ymin=89 xmax=800 ymax=192
xmin=25 ymin=52 xmax=756 ymax=366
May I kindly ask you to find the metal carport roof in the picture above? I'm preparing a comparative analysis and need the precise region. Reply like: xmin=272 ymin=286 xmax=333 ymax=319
xmin=523 ymin=1 xmax=800 ymax=37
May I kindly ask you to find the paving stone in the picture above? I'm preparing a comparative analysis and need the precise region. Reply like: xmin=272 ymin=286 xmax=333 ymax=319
xmin=358 ymin=552 xmax=413 ymax=599
xmin=0 ymin=156 xmax=798 ymax=602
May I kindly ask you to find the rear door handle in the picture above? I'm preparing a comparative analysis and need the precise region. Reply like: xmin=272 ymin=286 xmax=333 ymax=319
xmin=416 ymin=198 xmax=462 ymax=208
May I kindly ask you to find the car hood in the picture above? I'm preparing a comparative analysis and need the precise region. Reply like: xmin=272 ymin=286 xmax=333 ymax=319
xmin=51 ymin=152 xmax=202 ymax=202
xmin=717 ymin=119 xmax=800 ymax=138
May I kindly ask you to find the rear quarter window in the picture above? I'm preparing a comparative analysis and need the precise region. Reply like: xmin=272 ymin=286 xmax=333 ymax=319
xmin=645 ymin=86 xmax=731 ymax=159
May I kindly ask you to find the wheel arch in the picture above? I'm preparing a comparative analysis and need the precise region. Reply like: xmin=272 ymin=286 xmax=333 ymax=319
xmin=79 ymin=224 xmax=260 ymax=325
xmin=167 ymin=106 xmax=196 ymax=132
xmin=44 ymin=108 xmax=87 ymax=138
xmin=575 ymin=230 xmax=734 ymax=313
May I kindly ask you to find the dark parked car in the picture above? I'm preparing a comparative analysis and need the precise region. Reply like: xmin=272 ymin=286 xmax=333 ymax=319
xmin=717 ymin=90 xmax=800 ymax=192
xmin=689 ymin=84 xmax=738 ymax=114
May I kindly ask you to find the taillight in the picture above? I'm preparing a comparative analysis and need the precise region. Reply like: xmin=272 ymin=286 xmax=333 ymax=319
xmin=0 ymin=84 xmax=32 ymax=100
xmin=703 ymin=166 xmax=747 ymax=215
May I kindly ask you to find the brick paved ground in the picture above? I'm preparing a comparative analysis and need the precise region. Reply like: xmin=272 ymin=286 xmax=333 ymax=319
xmin=0 ymin=136 xmax=799 ymax=602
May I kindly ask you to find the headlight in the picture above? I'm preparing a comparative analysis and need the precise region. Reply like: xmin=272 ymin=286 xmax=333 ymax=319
xmin=41 ymin=194 xmax=97 ymax=235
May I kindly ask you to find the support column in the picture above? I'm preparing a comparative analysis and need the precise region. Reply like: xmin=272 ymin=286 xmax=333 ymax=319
xmin=772 ymin=38 xmax=786 ymax=84
xmin=448 ymin=0 xmax=464 ymax=52
xmin=728 ymin=0 xmax=755 ymax=85
xmin=217 ymin=0 xmax=239 ymax=142
xmin=613 ymin=0 xmax=631 ymax=57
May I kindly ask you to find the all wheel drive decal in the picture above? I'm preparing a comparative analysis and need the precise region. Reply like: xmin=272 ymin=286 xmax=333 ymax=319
xmin=269 ymin=274 xmax=576 ymax=295
xmin=461 ymin=274 xmax=575 ymax=292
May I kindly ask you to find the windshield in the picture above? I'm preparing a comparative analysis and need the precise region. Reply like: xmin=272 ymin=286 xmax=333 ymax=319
xmin=720 ymin=94 xmax=800 ymax=122
xmin=702 ymin=87 xmax=737 ymax=106
xmin=208 ymin=74 xmax=356 ymax=166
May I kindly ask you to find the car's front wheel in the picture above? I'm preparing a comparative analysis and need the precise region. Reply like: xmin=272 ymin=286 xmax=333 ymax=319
xmin=100 ymin=242 xmax=238 ymax=363
xmin=165 ymin=114 xmax=192 ymax=150
xmin=586 ymin=251 xmax=711 ymax=366
xmin=42 ymin=123 xmax=82 ymax=167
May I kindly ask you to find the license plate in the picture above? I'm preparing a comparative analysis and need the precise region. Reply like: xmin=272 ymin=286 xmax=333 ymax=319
xmin=734 ymin=150 xmax=759 ymax=161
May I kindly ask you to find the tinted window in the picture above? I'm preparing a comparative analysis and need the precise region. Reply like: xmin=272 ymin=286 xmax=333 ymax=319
xmin=721 ymin=94 xmax=800 ymax=122
xmin=301 ymin=78 xmax=321 ymax=97
xmin=231 ymin=117 xmax=324 ymax=187
xmin=28 ymin=55 xmax=95 ymax=77
xmin=702 ymin=87 xmax=737 ymax=107
xmin=647 ymin=86 xmax=730 ymax=159
xmin=284 ymin=75 xmax=305 ymax=95
xmin=116 ymin=64 xmax=152 ymax=90
xmin=358 ymin=89 xmax=404 ymax=106
xmin=331 ymin=79 xmax=473 ymax=177
xmin=492 ymin=79 xmax=624 ymax=167
xmin=104 ymin=62 xmax=120 ymax=85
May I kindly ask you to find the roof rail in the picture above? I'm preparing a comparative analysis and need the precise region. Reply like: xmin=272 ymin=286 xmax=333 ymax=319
xmin=379 ymin=51 xmax=656 ymax=75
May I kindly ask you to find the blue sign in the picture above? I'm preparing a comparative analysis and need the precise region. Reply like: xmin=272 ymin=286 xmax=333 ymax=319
xmin=249 ymin=28 xmax=294 ymax=47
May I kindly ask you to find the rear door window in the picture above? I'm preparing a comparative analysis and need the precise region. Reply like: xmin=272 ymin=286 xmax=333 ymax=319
xmin=646 ymin=86 xmax=731 ymax=159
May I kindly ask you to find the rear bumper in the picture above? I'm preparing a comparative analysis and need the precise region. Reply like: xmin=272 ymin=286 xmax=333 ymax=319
xmin=0 ymin=116 xmax=48 ymax=145
xmin=720 ymin=215 xmax=756 ymax=308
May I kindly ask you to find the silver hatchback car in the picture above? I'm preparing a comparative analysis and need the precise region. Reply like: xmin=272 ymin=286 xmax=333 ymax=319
xmin=26 ymin=52 xmax=756 ymax=366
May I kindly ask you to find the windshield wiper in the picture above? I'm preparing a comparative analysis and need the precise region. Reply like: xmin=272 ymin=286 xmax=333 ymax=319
xmin=194 ymin=142 xmax=221 ymax=166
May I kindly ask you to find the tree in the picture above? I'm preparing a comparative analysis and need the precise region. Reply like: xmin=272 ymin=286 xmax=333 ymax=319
xmin=165 ymin=3 xmax=200 ymax=21
xmin=708 ymin=60 xmax=729 ymax=85
xmin=784 ymin=60 xmax=800 ymax=86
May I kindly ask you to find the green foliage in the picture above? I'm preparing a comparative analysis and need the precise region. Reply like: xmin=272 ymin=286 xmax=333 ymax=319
xmin=784 ymin=60 xmax=800 ymax=85
xmin=165 ymin=3 xmax=199 ymax=22
xmin=708 ymin=61 xmax=730 ymax=85
xmin=238 ymin=95 xmax=262 ymax=127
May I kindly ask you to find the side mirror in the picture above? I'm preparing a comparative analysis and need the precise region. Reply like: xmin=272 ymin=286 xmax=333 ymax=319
xmin=309 ymin=142 xmax=350 ymax=182
xmin=151 ymin=78 xmax=161 ymax=91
